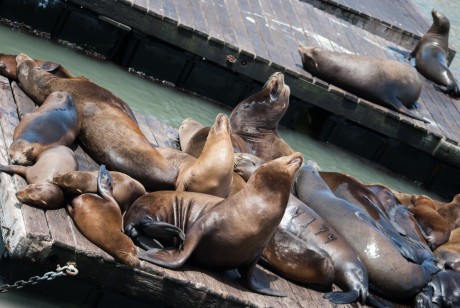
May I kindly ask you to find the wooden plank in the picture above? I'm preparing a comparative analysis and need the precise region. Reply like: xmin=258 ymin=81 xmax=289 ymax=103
xmin=146 ymin=0 xmax=163 ymax=15
xmin=224 ymin=0 xmax=257 ymax=54
xmin=212 ymin=0 xmax=239 ymax=47
xmin=235 ymin=0 xmax=270 ymax=60
xmin=291 ymin=0 xmax=325 ymax=50
xmin=135 ymin=113 xmax=160 ymax=146
xmin=199 ymin=0 xmax=222 ymax=41
xmin=161 ymin=0 xmax=178 ymax=22
xmin=188 ymin=0 xmax=209 ymax=35
xmin=11 ymin=82 xmax=37 ymax=118
xmin=174 ymin=0 xmax=194 ymax=28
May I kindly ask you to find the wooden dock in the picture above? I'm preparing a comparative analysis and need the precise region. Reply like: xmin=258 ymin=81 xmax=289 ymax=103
xmin=0 ymin=76 xmax=371 ymax=307
xmin=1 ymin=0 xmax=459 ymax=198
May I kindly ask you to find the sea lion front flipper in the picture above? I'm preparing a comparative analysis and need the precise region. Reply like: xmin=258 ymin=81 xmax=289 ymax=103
xmin=39 ymin=62 xmax=61 ymax=73
xmin=239 ymin=255 xmax=286 ymax=297
xmin=390 ymin=98 xmax=431 ymax=124
xmin=324 ymin=290 xmax=359 ymax=305
xmin=138 ymin=230 xmax=201 ymax=269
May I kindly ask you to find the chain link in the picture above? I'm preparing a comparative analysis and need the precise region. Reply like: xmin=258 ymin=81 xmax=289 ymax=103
xmin=0 ymin=262 xmax=78 ymax=293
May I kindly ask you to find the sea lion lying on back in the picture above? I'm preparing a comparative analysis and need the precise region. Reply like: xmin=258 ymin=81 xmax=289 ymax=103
xmin=8 ymin=91 xmax=80 ymax=166
xmin=0 ymin=145 xmax=78 ymax=209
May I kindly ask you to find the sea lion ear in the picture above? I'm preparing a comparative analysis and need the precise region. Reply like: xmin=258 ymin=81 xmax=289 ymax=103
xmin=39 ymin=62 xmax=61 ymax=72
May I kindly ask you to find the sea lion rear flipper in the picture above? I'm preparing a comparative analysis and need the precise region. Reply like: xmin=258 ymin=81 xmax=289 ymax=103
xmin=390 ymin=99 xmax=431 ymax=123
xmin=239 ymin=255 xmax=286 ymax=297
xmin=97 ymin=165 xmax=117 ymax=204
xmin=324 ymin=290 xmax=359 ymax=305
xmin=137 ymin=217 xmax=185 ymax=242
xmin=39 ymin=62 xmax=61 ymax=72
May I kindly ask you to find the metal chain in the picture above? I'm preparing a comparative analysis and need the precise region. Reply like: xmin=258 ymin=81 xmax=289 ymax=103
xmin=0 ymin=262 xmax=78 ymax=293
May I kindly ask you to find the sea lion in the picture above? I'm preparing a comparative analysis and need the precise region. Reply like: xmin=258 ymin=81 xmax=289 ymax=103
xmin=158 ymin=113 xmax=234 ymax=198
xmin=295 ymin=160 xmax=439 ymax=301
xmin=234 ymin=153 xmax=370 ymax=305
xmin=406 ymin=195 xmax=451 ymax=250
xmin=229 ymin=72 xmax=295 ymax=162
xmin=53 ymin=170 xmax=146 ymax=213
xmin=433 ymin=228 xmax=460 ymax=271
xmin=0 ymin=145 xmax=78 ymax=209
xmin=8 ymin=91 xmax=80 ymax=166
xmin=437 ymin=194 xmax=460 ymax=230
xmin=298 ymin=45 xmax=430 ymax=123
xmin=410 ymin=10 xmax=460 ymax=98
xmin=0 ymin=53 xmax=75 ymax=80
xmin=319 ymin=172 xmax=433 ymax=264
xmin=68 ymin=165 xmax=140 ymax=267
xmin=15 ymin=53 xmax=177 ymax=191
xmin=124 ymin=152 xmax=304 ymax=296
xmin=415 ymin=269 xmax=460 ymax=308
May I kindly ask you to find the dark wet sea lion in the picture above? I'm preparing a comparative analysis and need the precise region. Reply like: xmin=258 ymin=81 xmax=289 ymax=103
xmin=53 ymin=170 xmax=146 ymax=213
xmin=410 ymin=10 xmax=460 ymax=98
xmin=158 ymin=113 xmax=234 ymax=198
xmin=8 ymin=91 xmax=80 ymax=166
xmin=433 ymin=228 xmax=460 ymax=272
xmin=298 ymin=45 xmax=429 ymax=123
xmin=124 ymin=152 xmax=304 ymax=296
xmin=229 ymin=72 xmax=295 ymax=162
xmin=0 ymin=145 xmax=78 ymax=209
xmin=233 ymin=153 xmax=369 ymax=305
xmin=16 ymin=53 xmax=177 ymax=191
xmin=295 ymin=160 xmax=439 ymax=301
xmin=415 ymin=269 xmax=460 ymax=308
xmin=68 ymin=165 xmax=139 ymax=267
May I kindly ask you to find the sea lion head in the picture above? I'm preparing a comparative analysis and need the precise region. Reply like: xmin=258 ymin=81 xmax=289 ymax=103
xmin=16 ymin=183 xmax=65 ymax=209
xmin=8 ymin=139 xmax=40 ymax=166
xmin=431 ymin=9 xmax=450 ymax=35
xmin=0 ymin=54 xmax=18 ymax=80
xmin=298 ymin=45 xmax=320 ymax=74
xmin=230 ymin=72 xmax=290 ymax=132
xmin=249 ymin=152 xmax=303 ymax=192
xmin=208 ymin=113 xmax=231 ymax=137
xmin=233 ymin=153 xmax=264 ymax=181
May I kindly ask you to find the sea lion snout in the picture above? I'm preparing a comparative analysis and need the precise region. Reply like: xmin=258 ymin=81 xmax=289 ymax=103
xmin=16 ymin=53 xmax=35 ymax=65
xmin=212 ymin=113 xmax=231 ymax=134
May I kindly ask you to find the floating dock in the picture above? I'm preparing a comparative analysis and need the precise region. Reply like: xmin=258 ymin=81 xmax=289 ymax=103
xmin=0 ymin=75 xmax=379 ymax=307
xmin=1 ymin=0 xmax=459 ymax=198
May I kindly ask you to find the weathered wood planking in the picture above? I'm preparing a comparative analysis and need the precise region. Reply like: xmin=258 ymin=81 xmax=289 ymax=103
xmin=0 ymin=77 xmax=356 ymax=307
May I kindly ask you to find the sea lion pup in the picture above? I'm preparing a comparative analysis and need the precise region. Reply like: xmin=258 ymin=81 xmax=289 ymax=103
xmin=229 ymin=72 xmax=295 ymax=162
xmin=8 ymin=91 xmax=80 ymax=166
xmin=157 ymin=113 xmax=234 ymax=198
xmin=433 ymin=228 xmax=460 ymax=272
xmin=437 ymin=194 xmax=460 ymax=230
xmin=415 ymin=269 xmax=460 ymax=308
xmin=15 ymin=53 xmax=177 ymax=191
xmin=406 ymin=195 xmax=451 ymax=250
xmin=295 ymin=160 xmax=439 ymax=302
xmin=68 ymin=165 xmax=140 ymax=267
xmin=0 ymin=53 xmax=75 ymax=80
xmin=234 ymin=153 xmax=369 ymax=305
xmin=410 ymin=10 xmax=460 ymax=98
xmin=124 ymin=152 xmax=304 ymax=296
xmin=0 ymin=145 xmax=78 ymax=209
xmin=298 ymin=45 xmax=430 ymax=123
xmin=53 ymin=170 xmax=146 ymax=213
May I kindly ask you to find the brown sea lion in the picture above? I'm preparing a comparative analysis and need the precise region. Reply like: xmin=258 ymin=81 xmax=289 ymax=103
xmin=158 ymin=113 xmax=234 ymax=198
xmin=437 ymin=194 xmax=460 ymax=230
xmin=407 ymin=195 xmax=451 ymax=250
xmin=124 ymin=152 xmax=304 ymax=296
xmin=415 ymin=269 xmax=460 ymax=308
xmin=15 ymin=53 xmax=177 ymax=191
xmin=53 ymin=170 xmax=146 ymax=213
xmin=298 ymin=45 xmax=430 ymax=123
xmin=433 ymin=228 xmax=460 ymax=271
xmin=229 ymin=72 xmax=295 ymax=162
xmin=410 ymin=10 xmax=460 ymax=98
xmin=0 ymin=53 xmax=75 ymax=80
xmin=68 ymin=165 xmax=139 ymax=267
xmin=295 ymin=160 xmax=439 ymax=301
xmin=8 ymin=91 xmax=80 ymax=166
xmin=0 ymin=145 xmax=78 ymax=209
xmin=234 ymin=153 xmax=369 ymax=305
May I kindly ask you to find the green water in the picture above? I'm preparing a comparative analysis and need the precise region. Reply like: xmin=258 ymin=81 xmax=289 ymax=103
xmin=0 ymin=11 xmax=450 ymax=306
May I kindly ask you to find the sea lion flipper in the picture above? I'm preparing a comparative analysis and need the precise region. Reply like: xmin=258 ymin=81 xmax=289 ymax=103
xmin=239 ymin=257 xmax=286 ymax=297
xmin=137 ymin=218 xmax=186 ymax=242
xmin=0 ymin=164 xmax=28 ymax=177
xmin=138 ymin=239 xmax=196 ymax=269
xmin=97 ymin=165 xmax=115 ymax=202
xmin=323 ymin=290 xmax=359 ymax=305
xmin=39 ymin=62 xmax=61 ymax=72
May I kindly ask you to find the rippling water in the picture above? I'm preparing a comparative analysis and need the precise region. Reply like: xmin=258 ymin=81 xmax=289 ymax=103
xmin=0 ymin=0 xmax=457 ymax=306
